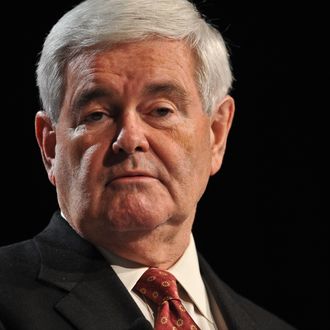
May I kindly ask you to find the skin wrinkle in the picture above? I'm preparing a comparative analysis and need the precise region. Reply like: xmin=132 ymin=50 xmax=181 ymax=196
xmin=36 ymin=39 xmax=234 ymax=268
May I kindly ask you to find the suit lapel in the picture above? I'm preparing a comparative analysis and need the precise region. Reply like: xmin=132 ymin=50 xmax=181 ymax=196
xmin=35 ymin=212 xmax=152 ymax=330
xmin=54 ymin=267 xmax=150 ymax=330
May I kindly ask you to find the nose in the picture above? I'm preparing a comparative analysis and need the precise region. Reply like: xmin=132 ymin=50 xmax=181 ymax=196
xmin=112 ymin=112 xmax=149 ymax=154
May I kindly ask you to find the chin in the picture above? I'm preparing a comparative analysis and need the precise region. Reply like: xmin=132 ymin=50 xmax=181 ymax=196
xmin=103 ymin=208 xmax=172 ymax=233
xmin=99 ymin=193 xmax=174 ymax=231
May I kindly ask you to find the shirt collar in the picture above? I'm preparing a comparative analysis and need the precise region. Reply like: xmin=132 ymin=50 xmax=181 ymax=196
xmin=99 ymin=246 xmax=149 ymax=292
xmin=98 ymin=234 xmax=213 ymax=323
xmin=168 ymin=235 xmax=214 ymax=323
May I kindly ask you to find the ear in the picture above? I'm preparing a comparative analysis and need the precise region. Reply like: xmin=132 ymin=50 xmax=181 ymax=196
xmin=209 ymin=95 xmax=235 ymax=176
xmin=35 ymin=111 xmax=57 ymax=186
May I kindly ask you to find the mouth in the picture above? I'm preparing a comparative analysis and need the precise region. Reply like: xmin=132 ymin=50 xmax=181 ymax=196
xmin=107 ymin=171 xmax=157 ymax=185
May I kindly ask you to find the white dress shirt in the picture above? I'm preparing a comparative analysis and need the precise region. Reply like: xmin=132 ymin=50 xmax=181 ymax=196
xmin=98 ymin=235 xmax=228 ymax=330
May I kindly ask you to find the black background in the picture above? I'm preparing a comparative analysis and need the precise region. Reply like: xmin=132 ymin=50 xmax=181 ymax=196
xmin=1 ymin=1 xmax=326 ymax=329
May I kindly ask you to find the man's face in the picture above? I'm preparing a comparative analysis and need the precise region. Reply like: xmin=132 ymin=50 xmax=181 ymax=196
xmin=38 ymin=39 xmax=232 ymax=242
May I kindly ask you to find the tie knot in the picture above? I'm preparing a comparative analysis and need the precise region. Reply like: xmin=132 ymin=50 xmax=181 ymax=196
xmin=134 ymin=268 xmax=180 ymax=305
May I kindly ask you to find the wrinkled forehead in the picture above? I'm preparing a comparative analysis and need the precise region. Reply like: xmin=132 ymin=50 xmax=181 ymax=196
xmin=66 ymin=38 xmax=198 ymax=78
xmin=64 ymin=39 xmax=200 ymax=97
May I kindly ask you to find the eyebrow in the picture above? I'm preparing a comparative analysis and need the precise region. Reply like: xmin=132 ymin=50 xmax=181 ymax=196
xmin=72 ymin=88 xmax=113 ymax=111
xmin=142 ymin=82 xmax=190 ymax=108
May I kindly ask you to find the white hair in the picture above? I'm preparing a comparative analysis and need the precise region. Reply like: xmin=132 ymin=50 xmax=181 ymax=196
xmin=37 ymin=0 xmax=233 ymax=122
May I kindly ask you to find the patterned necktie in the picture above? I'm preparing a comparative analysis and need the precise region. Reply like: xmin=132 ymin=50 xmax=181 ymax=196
xmin=134 ymin=267 xmax=200 ymax=330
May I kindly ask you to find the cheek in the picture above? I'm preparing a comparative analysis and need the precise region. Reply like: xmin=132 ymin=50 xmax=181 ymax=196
xmin=175 ymin=121 xmax=211 ymax=167
xmin=54 ymin=130 xmax=109 ymax=188
xmin=158 ymin=122 xmax=212 ymax=191
xmin=185 ymin=132 xmax=212 ymax=189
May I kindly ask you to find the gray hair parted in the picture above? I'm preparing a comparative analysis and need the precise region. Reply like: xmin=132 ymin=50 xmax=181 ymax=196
xmin=36 ymin=0 xmax=233 ymax=122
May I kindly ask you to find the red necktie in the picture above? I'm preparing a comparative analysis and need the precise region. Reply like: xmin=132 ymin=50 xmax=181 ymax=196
xmin=134 ymin=267 xmax=200 ymax=330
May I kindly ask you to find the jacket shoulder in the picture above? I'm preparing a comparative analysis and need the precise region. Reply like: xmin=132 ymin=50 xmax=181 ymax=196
xmin=232 ymin=290 xmax=297 ymax=330
xmin=0 ymin=240 xmax=40 ymax=288
xmin=198 ymin=253 xmax=297 ymax=330
xmin=0 ymin=240 xmax=40 ymax=279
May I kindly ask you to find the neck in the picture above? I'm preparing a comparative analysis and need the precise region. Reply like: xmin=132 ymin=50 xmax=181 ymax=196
xmin=94 ymin=217 xmax=194 ymax=269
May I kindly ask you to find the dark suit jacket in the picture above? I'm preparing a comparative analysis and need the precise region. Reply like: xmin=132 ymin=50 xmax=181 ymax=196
xmin=0 ymin=211 xmax=296 ymax=330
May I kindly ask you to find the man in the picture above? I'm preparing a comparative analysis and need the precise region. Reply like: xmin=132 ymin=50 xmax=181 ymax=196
xmin=0 ymin=0 xmax=296 ymax=329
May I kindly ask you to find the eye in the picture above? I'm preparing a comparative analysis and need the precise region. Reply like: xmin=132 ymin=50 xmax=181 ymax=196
xmin=151 ymin=107 xmax=172 ymax=117
xmin=84 ymin=112 xmax=107 ymax=123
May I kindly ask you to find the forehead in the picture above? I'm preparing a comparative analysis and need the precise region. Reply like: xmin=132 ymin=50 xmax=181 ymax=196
xmin=66 ymin=39 xmax=199 ymax=93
